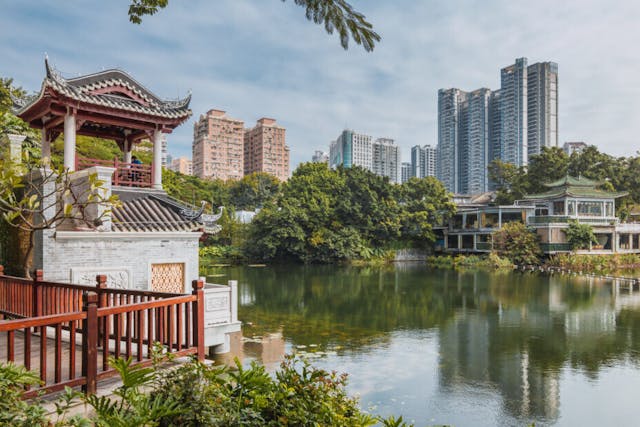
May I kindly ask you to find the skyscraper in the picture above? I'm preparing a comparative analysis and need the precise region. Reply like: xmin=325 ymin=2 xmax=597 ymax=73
xmin=437 ymin=88 xmax=490 ymax=194
xmin=437 ymin=57 xmax=558 ymax=194
xmin=437 ymin=88 xmax=461 ymax=193
xmin=244 ymin=118 xmax=290 ymax=181
xmin=192 ymin=109 xmax=244 ymax=180
xmin=500 ymin=57 xmax=528 ymax=167
xmin=527 ymin=62 xmax=558 ymax=156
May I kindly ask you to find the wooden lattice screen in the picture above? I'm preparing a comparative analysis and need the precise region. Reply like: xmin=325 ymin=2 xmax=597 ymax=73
xmin=151 ymin=263 xmax=185 ymax=294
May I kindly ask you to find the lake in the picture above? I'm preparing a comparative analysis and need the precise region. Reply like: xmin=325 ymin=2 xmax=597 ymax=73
xmin=205 ymin=263 xmax=640 ymax=426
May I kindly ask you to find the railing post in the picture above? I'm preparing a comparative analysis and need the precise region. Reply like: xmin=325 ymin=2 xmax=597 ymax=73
xmin=82 ymin=291 xmax=99 ymax=395
xmin=33 ymin=269 xmax=43 ymax=318
xmin=228 ymin=280 xmax=238 ymax=323
xmin=192 ymin=279 xmax=205 ymax=361
xmin=96 ymin=275 xmax=107 ymax=347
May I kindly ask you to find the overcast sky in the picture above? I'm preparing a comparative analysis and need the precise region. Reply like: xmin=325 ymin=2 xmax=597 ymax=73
xmin=2 ymin=0 xmax=639 ymax=170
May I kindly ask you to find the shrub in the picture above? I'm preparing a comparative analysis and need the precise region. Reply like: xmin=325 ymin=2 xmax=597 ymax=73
xmin=492 ymin=222 xmax=542 ymax=266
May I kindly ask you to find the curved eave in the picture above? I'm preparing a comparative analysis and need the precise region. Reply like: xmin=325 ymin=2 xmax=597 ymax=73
xmin=524 ymin=190 xmax=628 ymax=200
xmin=16 ymin=79 xmax=192 ymax=129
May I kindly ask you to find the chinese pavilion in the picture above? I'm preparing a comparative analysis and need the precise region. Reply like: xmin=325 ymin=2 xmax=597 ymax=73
xmin=14 ymin=59 xmax=191 ymax=189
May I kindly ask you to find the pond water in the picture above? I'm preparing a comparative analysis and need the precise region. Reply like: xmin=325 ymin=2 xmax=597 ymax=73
xmin=206 ymin=264 xmax=640 ymax=426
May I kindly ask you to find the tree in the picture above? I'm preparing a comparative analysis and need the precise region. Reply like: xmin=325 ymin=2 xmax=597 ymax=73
xmin=527 ymin=147 xmax=569 ymax=194
xmin=228 ymin=172 xmax=281 ymax=210
xmin=0 ymin=154 xmax=120 ymax=277
xmin=397 ymin=176 xmax=456 ymax=248
xmin=127 ymin=0 xmax=381 ymax=51
xmin=492 ymin=222 xmax=541 ymax=266
xmin=565 ymin=220 xmax=598 ymax=251
xmin=488 ymin=160 xmax=527 ymax=205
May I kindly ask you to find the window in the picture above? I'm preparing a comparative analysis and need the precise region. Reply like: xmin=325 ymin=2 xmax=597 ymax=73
xmin=577 ymin=201 xmax=602 ymax=217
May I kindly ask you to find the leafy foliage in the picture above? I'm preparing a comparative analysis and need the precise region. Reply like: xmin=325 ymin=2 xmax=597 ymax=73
xmin=565 ymin=220 xmax=598 ymax=250
xmin=0 ymin=153 xmax=120 ymax=277
xmin=492 ymin=222 xmax=541 ymax=266
xmin=0 ymin=363 xmax=48 ymax=426
xmin=0 ymin=350 xmax=414 ymax=426
xmin=245 ymin=163 xmax=454 ymax=263
xmin=127 ymin=0 xmax=381 ymax=51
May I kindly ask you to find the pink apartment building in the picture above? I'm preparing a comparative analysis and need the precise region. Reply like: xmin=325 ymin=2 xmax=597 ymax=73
xmin=244 ymin=118 xmax=290 ymax=181
xmin=192 ymin=109 xmax=244 ymax=180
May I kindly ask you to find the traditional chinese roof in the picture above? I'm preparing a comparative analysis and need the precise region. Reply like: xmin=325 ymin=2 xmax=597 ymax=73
xmin=524 ymin=175 xmax=628 ymax=200
xmin=111 ymin=191 xmax=201 ymax=232
xmin=13 ymin=59 xmax=191 ymax=140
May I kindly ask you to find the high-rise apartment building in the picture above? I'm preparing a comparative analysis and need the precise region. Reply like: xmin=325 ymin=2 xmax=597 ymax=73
xmin=329 ymin=130 xmax=373 ymax=170
xmin=312 ymin=150 xmax=329 ymax=163
xmin=169 ymin=156 xmax=193 ymax=175
xmin=437 ymin=58 xmax=558 ymax=194
xmin=192 ymin=109 xmax=244 ymax=180
xmin=500 ymin=58 xmax=528 ymax=167
xmin=437 ymin=88 xmax=491 ymax=194
xmin=244 ymin=118 xmax=290 ymax=181
xmin=527 ymin=62 xmax=558 ymax=156
xmin=401 ymin=162 xmax=412 ymax=183
xmin=329 ymin=130 xmax=399 ymax=183
xmin=411 ymin=144 xmax=437 ymax=179
xmin=372 ymin=138 xmax=400 ymax=183
xmin=437 ymin=88 xmax=461 ymax=193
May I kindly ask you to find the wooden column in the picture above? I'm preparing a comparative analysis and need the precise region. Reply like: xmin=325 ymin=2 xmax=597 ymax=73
xmin=192 ymin=279 xmax=205 ymax=361
xmin=82 ymin=291 xmax=99 ymax=395
xmin=41 ymin=129 xmax=51 ymax=163
xmin=153 ymin=129 xmax=162 ymax=189
xmin=63 ymin=110 xmax=76 ymax=171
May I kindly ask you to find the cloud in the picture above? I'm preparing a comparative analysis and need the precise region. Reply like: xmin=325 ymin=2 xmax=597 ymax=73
xmin=2 ymin=0 xmax=639 ymax=169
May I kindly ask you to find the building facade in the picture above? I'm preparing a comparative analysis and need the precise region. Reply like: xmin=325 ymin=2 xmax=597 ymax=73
xmin=411 ymin=144 xmax=437 ymax=179
xmin=170 ymin=156 xmax=193 ymax=175
xmin=329 ymin=130 xmax=373 ymax=170
xmin=244 ymin=118 xmax=290 ymax=181
xmin=329 ymin=130 xmax=400 ymax=183
xmin=401 ymin=162 xmax=412 ymax=183
xmin=500 ymin=57 xmax=528 ymax=167
xmin=372 ymin=138 xmax=400 ymax=183
xmin=563 ymin=141 xmax=588 ymax=155
xmin=192 ymin=109 xmax=244 ymax=180
xmin=527 ymin=62 xmax=558 ymax=157
xmin=312 ymin=150 xmax=329 ymax=163
xmin=437 ymin=58 xmax=558 ymax=194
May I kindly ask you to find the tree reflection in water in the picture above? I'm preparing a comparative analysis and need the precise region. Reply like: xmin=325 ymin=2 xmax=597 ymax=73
xmin=205 ymin=264 xmax=640 ymax=424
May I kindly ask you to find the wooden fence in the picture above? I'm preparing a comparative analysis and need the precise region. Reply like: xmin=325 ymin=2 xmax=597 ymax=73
xmin=0 ymin=266 xmax=205 ymax=397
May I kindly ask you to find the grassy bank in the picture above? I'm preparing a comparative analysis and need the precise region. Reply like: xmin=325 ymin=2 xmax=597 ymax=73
xmin=546 ymin=253 xmax=640 ymax=274
xmin=427 ymin=253 xmax=514 ymax=270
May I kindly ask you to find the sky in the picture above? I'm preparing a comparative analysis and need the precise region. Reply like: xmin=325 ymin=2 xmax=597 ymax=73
xmin=2 ymin=0 xmax=640 ymax=171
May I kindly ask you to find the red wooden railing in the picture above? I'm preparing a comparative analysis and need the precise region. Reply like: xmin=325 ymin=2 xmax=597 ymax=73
xmin=75 ymin=156 xmax=153 ymax=188
xmin=0 ymin=266 xmax=205 ymax=397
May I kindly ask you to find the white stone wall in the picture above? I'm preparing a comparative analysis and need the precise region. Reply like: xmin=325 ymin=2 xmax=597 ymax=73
xmin=39 ymin=231 xmax=201 ymax=293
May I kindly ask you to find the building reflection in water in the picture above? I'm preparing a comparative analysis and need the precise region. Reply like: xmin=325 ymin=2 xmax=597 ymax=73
xmin=214 ymin=330 xmax=286 ymax=370
xmin=438 ymin=271 xmax=640 ymax=424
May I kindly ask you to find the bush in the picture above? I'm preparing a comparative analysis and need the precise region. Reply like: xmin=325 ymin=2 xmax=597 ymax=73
xmin=492 ymin=222 xmax=542 ymax=266
xmin=0 ymin=352 xmax=414 ymax=426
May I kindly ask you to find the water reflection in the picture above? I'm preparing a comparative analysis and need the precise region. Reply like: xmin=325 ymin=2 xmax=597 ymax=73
xmin=207 ymin=264 xmax=640 ymax=425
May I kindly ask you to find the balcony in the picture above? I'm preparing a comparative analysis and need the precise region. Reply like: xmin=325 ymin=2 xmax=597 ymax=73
xmin=76 ymin=156 xmax=153 ymax=188
xmin=528 ymin=216 xmax=618 ymax=226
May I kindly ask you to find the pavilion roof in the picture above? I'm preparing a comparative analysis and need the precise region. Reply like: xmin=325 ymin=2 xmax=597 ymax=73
xmin=524 ymin=175 xmax=628 ymax=200
xmin=13 ymin=59 xmax=191 ymax=130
